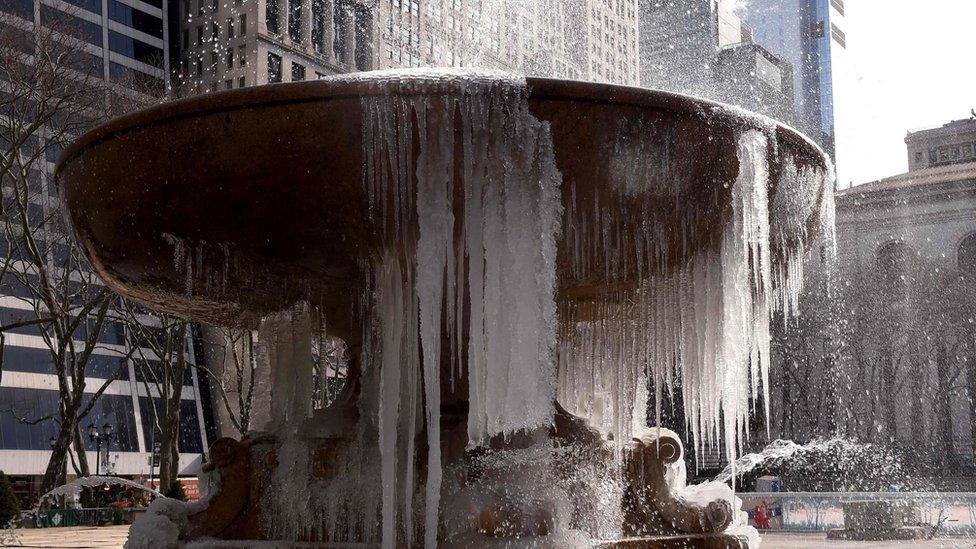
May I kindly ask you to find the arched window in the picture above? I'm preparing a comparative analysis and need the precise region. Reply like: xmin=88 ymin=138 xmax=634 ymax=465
xmin=877 ymin=241 xmax=913 ymax=289
xmin=958 ymin=233 xmax=976 ymax=274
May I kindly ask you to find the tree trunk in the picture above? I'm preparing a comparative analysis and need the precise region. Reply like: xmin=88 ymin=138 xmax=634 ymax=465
xmin=968 ymin=355 xmax=976 ymax=468
xmin=936 ymin=345 xmax=956 ymax=473
xmin=822 ymin=349 xmax=837 ymax=435
xmin=159 ymin=378 xmax=185 ymax=493
xmin=780 ymin=373 xmax=792 ymax=439
xmin=910 ymin=363 xmax=925 ymax=445
xmin=41 ymin=415 xmax=76 ymax=494
xmin=72 ymin=424 xmax=90 ymax=477
xmin=880 ymin=347 xmax=898 ymax=442
xmin=159 ymin=412 xmax=181 ymax=491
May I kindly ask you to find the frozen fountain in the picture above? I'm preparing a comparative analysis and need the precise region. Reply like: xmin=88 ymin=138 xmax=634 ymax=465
xmin=56 ymin=70 xmax=832 ymax=548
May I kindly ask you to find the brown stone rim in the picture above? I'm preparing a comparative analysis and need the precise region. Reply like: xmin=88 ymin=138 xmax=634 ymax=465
xmin=54 ymin=75 xmax=829 ymax=178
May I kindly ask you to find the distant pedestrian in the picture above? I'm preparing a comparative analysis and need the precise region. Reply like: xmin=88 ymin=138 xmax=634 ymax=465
xmin=754 ymin=501 xmax=771 ymax=530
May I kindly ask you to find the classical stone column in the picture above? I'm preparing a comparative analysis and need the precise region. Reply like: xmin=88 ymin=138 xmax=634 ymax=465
xmin=353 ymin=2 xmax=374 ymax=70
xmin=301 ymin=0 xmax=312 ymax=45
xmin=340 ymin=2 xmax=356 ymax=66
xmin=321 ymin=0 xmax=335 ymax=62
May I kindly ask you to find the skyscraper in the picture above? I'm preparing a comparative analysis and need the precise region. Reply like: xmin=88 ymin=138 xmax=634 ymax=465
xmin=174 ymin=0 xmax=375 ymax=91
xmin=742 ymin=0 xmax=850 ymax=185
xmin=179 ymin=0 xmax=641 ymax=94
xmin=377 ymin=0 xmax=640 ymax=85
xmin=638 ymin=0 xmax=800 ymax=128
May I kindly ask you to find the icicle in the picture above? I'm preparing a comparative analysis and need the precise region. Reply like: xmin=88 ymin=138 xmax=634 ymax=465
xmin=414 ymin=97 xmax=453 ymax=548
xmin=359 ymin=73 xmax=563 ymax=546
xmin=375 ymin=253 xmax=404 ymax=549
xmin=556 ymin=128 xmax=831 ymax=476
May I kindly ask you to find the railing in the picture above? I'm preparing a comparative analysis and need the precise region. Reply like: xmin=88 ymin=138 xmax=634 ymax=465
xmin=739 ymin=492 xmax=976 ymax=532
xmin=32 ymin=507 xmax=141 ymax=528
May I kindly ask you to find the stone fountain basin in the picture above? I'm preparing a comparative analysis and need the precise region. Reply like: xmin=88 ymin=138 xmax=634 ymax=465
xmin=55 ymin=73 xmax=829 ymax=328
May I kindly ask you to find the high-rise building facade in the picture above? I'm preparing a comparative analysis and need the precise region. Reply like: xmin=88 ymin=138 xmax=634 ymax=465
xmin=0 ymin=0 xmax=211 ymax=502
xmin=377 ymin=0 xmax=640 ymax=85
xmin=741 ymin=0 xmax=851 ymax=186
xmin=638 ymin=0 xmax=799 ymax=128
xmin=180 ymin=0 xmax=641 ymax=93
xmin=174 ymin=0 xmax=375 ymax=91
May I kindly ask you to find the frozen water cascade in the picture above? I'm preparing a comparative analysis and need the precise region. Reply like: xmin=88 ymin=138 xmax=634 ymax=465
xmin=359 ymin=70 xmax=563 ymax=547
xmin=558 ymin=128 xmax=833 ymax=474
xmin=352 ymin=70 xmax=833 ymax=543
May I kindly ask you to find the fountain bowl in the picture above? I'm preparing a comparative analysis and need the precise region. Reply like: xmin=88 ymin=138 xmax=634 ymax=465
xmin=55 ymin=72 xmax=830 ymax=329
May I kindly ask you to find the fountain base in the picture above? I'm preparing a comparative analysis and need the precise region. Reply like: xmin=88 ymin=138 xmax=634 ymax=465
xmin=182 ymin=415 xmax=743 ymax=547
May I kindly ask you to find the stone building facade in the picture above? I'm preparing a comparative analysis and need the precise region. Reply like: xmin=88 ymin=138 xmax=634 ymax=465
xmin=377 ymin=0 xmax=640 ymax=84
xmin=906 ymin=118 xmax=976 ymax=172
xmin=175 ymin=0 xmax=375 ymax=92
xmin=827 ymin=118 xmax=976 ymax=470
xmin=176 ymin=0 xmax=641 ymax=94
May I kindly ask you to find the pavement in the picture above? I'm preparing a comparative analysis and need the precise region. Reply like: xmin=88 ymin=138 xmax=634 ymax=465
xmin=4 ymin=527 xmax=976 ymax=548
xmin=0 ymin=525 xmax=130 ymax=548
xmin=761 ymin=531 xmax=976 ymax=549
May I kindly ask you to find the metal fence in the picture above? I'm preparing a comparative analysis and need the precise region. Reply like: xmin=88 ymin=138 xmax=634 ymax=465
xmin=33 ymin=507 xmax=138 ymax=528
xmin=739 ymin=492 xmax=976 ymax=532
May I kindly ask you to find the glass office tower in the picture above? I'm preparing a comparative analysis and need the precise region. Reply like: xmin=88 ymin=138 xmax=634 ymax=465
xmin=743 ymin=0 xmax=851 ymax=186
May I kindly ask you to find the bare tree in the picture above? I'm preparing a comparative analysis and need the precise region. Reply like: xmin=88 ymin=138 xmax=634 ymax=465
xmin=0 ymin=9 xmax=160 ymax=492
xmin=120 ymin=304 xmax=190 ymax=494
xmin=197 ymin=327 xmax=259 ymax=437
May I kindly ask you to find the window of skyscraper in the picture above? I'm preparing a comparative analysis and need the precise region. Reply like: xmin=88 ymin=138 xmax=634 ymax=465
xmin=108 ymin=30 xmax=164 ymax=68
xmin=267 ymin=0 xmax=280 ymax=34
xmin=62 ymin=0 xmax=102 ymax=15
xmin=138 ymin=398 xmax=203 ymax=454
xmin=292 ymin=62 xmax=306 ymax=81
xmin=80 ymin=394 xmax=139 ymax=452
xmin=312 ymin=0 xmax=325 ymax=53
xmin=289 ymin=0 xmax=303 ymax=42
xmin=107 ymin=0 xmax=164 ymax=38
xmin=268 ymin=52 xmax=282 ymax=82
xmin=40 ymin=6 xmax=102 ymax=47
xmin=110 ymin=61 xmax=165 ymax=95
xmin=1 ymin=0 xmax=35 ymax=20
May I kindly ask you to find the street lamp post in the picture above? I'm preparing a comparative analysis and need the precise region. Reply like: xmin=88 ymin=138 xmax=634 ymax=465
xmin=88 ymin=423 xmax=114 ymax=475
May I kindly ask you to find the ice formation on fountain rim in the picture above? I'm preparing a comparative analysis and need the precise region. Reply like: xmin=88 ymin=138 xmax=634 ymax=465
xmin=349 ymin=68 xmax=833 ymax=544
xmin=558 ymin=127 xmax=834 ymax=473
xmin=360 ymin=71 xmax=562 ymax=548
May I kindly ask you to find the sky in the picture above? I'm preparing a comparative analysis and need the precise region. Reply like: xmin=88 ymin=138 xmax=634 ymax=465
xmin=840 ymin=1 xmax=976 ymax=186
